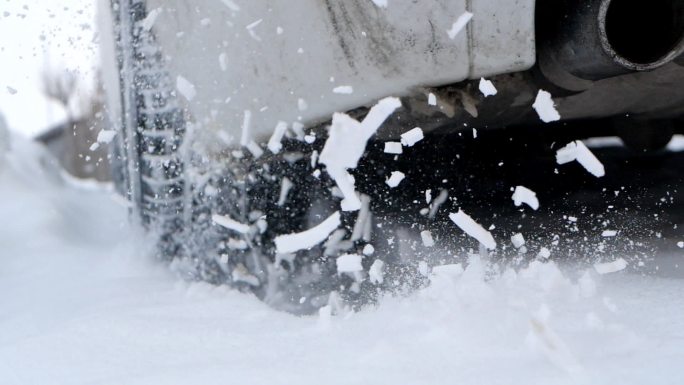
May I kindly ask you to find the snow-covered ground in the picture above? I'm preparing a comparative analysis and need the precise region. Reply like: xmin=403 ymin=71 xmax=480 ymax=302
xmin=2 ymin=137 xmax=684 ymax=385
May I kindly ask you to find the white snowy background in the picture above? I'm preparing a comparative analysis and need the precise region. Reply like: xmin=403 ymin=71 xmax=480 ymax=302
xmin=2 ymin=2 xmax=684 ymax=384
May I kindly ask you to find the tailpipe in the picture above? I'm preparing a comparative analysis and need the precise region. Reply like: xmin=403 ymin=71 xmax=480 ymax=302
xmin=539 ymin=0 xmax=684 ymax=90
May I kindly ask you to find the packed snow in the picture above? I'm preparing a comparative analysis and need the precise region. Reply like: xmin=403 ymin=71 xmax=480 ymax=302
xmin=449 ymin=209 xmax=497 ymax=249
xmin=3 ymin=125 xmax=684 ymax=385
xmin=385 ymin=171 xmax=405 ymax=188
xmin=383 ymin=141 xmax=403 ymax=154
xmin=336 ymin=254 xmax=364 ymax=273
xmin=400 ymin=127 xmax=424 ymax=147
xmin=512 ymin=185 xmax=540 ymax=210
xmin=478 ymin=77 xmax=498 ymax=97
xmin=274 ymin=211 xmax=341 ymax=254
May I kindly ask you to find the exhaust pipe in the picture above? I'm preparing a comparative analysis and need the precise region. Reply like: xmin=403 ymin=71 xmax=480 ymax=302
xmin=539 ymin=0 xmax=684 ymax=90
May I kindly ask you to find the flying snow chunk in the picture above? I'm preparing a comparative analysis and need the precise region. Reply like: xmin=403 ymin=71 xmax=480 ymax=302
xmin=400 ymin=127 xmax=424 ymax=147
xmin=369 ymin=259 xmax=385 ymax=284
xmin=447 ymin=11 xmax=473 ymax=39
xmin=96 ymin=130 xmax=117 ymax=144
xmin=319 ymin=97 xmax=402 ymax=211
xmin=370 ymin=0 xmax=388 ymax=8
xmin=141 ymin=8 xmax=162 ymax=31
xmin=421 ymin=230 xmax=435 ymax=247
xmin=511 ymin=233 xmax=525 ymax=249
xmin=512 ymin=185 xmax=539 ymax=210
xmin=479 ymin=78 xmax=498 ymax=97
xmin=176 ymin=76 xmax=197 ymax=101
xmin=333 ymin=86 xmax=354 ymax=94
xmin=6 ymin=86 xmax=17 ymax=95
xmin=297 ymin=98 xmax=308 ymax=111
xmin=336 ymin=254 xmax=364 ymax=273
xmin=384 ymin=142 xmax=403 ymax=154
xmin=267 ymin=121 xmax=288 ymax=154
xmin=363 ymin=244 xmax=375 ymax=256
xmin=219 ymin=53 xmax=228 ymax=71
xmin=678 ymin=241 xmax=684 ymax=248
xmin=556 ymin=141 xmax=606 ymax=178
xmin=275 ymin=211 xmax=341 ymax=254
xmin=594 ymin=258 xmax=628 ymax=275
xmin=532 ymin=90 xmax=560 ymax=123
xmin=386 ymin=171 xmax=405 ymax=188
xmin=449 ymin=210 xmax=497 ymax=249
xmin=212 ymin=214 xmax=250 ymax=234
xmin=428 ymin=93 xmax=437 ymax=106
xmin=246 ymin=19 xmax=263 ymax=42
xmin=538 ymin=247 xmax=551 ymax=259
xmin=221 ymin=0 xmax=240 ymax=11
xmin=601 ymin=230 xmax=617 ymax=237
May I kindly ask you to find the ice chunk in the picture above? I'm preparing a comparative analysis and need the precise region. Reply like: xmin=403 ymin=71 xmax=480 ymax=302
xmin=556 ymin=141 xmax=605 ymax=178
xmin=428 ymin=93 xmax=437 ymax=106
xmin=274 ymin=211 xmax=341 ymax=254
xmin=512 ymin=185 xmax=540 ymax=210
xmin=386 ymin=171 xmax=405 ymax=188
xmin=532 ymin=90 xmax=560 ymax=123
xmin=479 ymin=78 xmax=497 ymax=97
xmin=511 ymin=233 xmax=525 ymax=249
xmin=267 ymin=121 xmax=288 ymax=154
xmin=221 ymin=0 xmax=240 ymax=12
xmin=449 ymin=210 xmax=497 ymax=250
xmin=333 ymin=86 xmax=354 ymax=94
xmin=336 ymin=254 xmax=363 ymax=273
xmin=384 ymin=142 xmax=403 ymax=154
xmin=141 ymin=8 xmax=162 ymax=31
xmin=601 ymin=230 xmax=617 ymax=237
xmin=447 ymin=12 xmax=473 ymax=39
xmin=319 ymin=97 xmax=401 ymax=211
xmin=212 ymin=214 xmax=250 ymax=234
xmin=370 ymin=0 xmax=388 ymax=8
xmin=276 ymin=177 xmax=293 ymax=206
xmin=400 ymin=127 xmax=424 ymax=147
xmin=421 ymin=230 xmax=435 ymax=247
xmin=594 ymin=258 xmax=628 ymax=275
xmin=369 ymin=259 xmax=385 ymax=284
xmin=176 ymin=76 xmax=197 ymax=101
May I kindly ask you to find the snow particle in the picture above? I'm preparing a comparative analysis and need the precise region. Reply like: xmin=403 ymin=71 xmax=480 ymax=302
xmin=532 ymin=90 xmax=560 ymax=123
xmin=512 ymin=185 xmax=540 ymax=210
xmin=274 ymin=211 xmax=341 ymax=254
xmin=478 ymin=78 xmax=498 ymax=97
xmin=447 ymin=12 xmax=473 ymax=39
xmin=384 ymin=142 xmax=403 ymax=154
xmin=386 ymin=171 xmax=405 ymax=188
xmin=176 ymin=76 xmax=197 ymax=101
xmin=400 ymin=127 xmax=424 ymax=147
xmin=594 ymin=258 xmax=628 ymax=275
xmin=449 ymin=210 xmax=497 ymax=250
xmin=333 ymin=86 xmax=354 ymax=94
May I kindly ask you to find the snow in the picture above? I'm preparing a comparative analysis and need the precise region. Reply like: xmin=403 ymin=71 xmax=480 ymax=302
xmin=386 ymin=171 xmax=405 ymax=188
xmin=141 ymin=8 xmax=162 ymax=31
xmin=428 ymin=92 xmax=437 ymax=106
xmin=336 ymin=254 xmax=364 ymax=273
xmin=556 ymin=141 xmax=606 ymax=178
xmin=221 ymin=0 xmax=241 ymax=12
xmin=332 ymin=86 xmax=354 ymax=94
xmin=400 ymin=127 xmax=424 ymax=147
xmin=512 ymin=185 xmax=540 ymax=210
xmin=176 ymin=75 xmax=197 ymax=101
xmin=594 ymin=258 xmax=628 ymax=275
xmin=319 ymin=97 xmax=401 ymax=211
xmin=511 ymin=233 xmax=525 ymax=248
xmin=532 ymin=90 xmax=561 ymax=123
xmin=421 ymin=230 xmax=435 ymax=247
xmin=274 ymin=211 xmax=341 ymax=254
xmin=383 ymin=141 xmax=403 ymax=154
xmin=369 ymin=259 xmax=385 ymax=284
xmin=212 ymin=214 xmax=251 ymax=234
xmin=267 ymin=121 xmax=288 ymax=154
xmin=449 ymin=209 xmax=497 ymax=249
xmin=447 ymin=12 xmax=473 ymax=39
xmin=4 ymin=136 xmax=684 ymax=385
xmin=478 ymin=77 xmax=498 ymax=97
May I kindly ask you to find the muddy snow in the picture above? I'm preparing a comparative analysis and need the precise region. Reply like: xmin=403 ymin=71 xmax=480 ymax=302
xmin=2 ymin=136 xmax=684 ymax=385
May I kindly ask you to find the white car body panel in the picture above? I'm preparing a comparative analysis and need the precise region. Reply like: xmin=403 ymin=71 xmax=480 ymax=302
xmin=104 ymin=0 xmax=536 ymax=143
